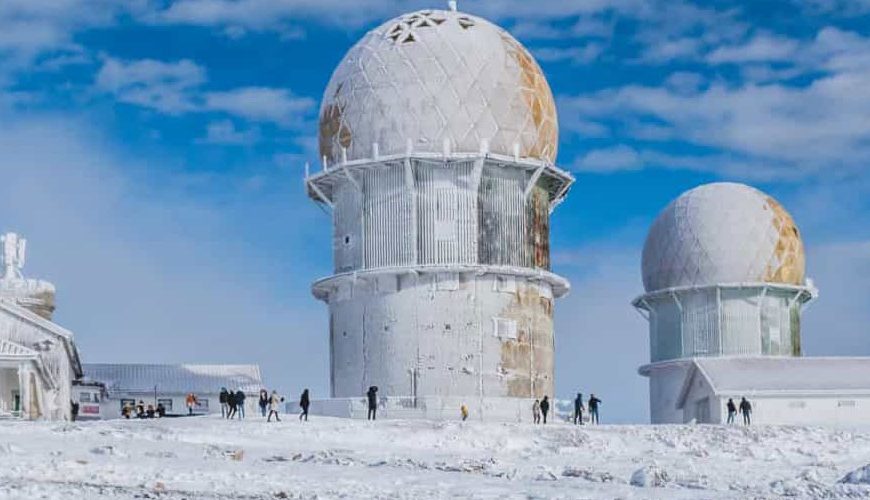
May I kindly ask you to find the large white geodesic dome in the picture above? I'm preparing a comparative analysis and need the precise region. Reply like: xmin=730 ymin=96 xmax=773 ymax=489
xmin=318 ymin=8 xmax=558 ymax=164
xmin=642 ymin=182 xmax=806 ymax=292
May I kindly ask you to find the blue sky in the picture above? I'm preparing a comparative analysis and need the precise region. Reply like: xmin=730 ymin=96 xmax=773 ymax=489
xmin=1 ymin=0 xmax=869 ymax=422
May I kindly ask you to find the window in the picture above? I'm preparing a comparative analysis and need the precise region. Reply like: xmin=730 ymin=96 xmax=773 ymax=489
xmin=436 ymin=273 xmax=458 ymax=291
xmin=158 ymin=399 xmax=173 ymax=411
xmin=788 ymin=401 xmax=806 ymax=409
xmin=495 ymin=276 xmax=516 ymax=293
xmin=838 ymin=400 xmax=856 ymax=408
xmin=197 ymin=398 xmax=209 ymax=410
xmin=376 ymin=275 xmax=397 ymax=293
xmin=120 ymin=398 xmax=135 ymax=410
xmin=493 ymin=317 xmax=517 ymax=340
xmin=79 ymin=392 xmax=92 ymax=403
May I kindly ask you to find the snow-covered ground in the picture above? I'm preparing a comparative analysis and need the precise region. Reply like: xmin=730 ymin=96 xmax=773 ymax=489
xmin=1 ymin=415 xmax=869 ymax=499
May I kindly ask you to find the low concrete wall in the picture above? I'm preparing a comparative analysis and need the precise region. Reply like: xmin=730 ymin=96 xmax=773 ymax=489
xmin=308 ymin=396 xmax=546 ymax=423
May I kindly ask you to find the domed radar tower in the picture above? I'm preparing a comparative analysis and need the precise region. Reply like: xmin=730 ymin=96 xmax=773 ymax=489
xmin=633 ymin=183 xmax=817 ymax=423
xmin=305 ymin=4 xmax=573 ymax=420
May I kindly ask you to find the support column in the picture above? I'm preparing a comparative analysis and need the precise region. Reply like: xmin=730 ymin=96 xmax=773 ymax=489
xmin=18 ymin=364 xmax=30 ymax=420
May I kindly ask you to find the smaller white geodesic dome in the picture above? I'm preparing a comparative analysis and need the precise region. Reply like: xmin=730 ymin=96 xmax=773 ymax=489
xmin=318 ymin=8 xmax=558 ymax=165
xmin=642 ymin=182 xmax=806 ymax=292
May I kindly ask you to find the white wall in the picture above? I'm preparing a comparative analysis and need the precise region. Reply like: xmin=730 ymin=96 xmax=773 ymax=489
xmin=309 ymin=396 xmax=539 ymax=422
xmin=326 ymin=273 xmax=555 ymax=401
xmin=713 ymin=394 xmax=870 ymax=426
xmin=645 ymin=361 xmax=691 ymax=424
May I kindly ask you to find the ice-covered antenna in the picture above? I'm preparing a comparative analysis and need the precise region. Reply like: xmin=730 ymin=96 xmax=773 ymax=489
xmin=448 ymin=1 xmax=458 ymax=12
xmin=1 ymin=232 xmax=26 ymax=280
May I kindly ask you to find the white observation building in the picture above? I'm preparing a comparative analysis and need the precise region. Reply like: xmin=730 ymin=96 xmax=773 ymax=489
xmin=305 ymin=5 xmax=573 ymax=420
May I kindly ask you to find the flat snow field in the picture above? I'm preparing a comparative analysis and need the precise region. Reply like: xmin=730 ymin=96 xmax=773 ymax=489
xmin=1 ymin=415 xmax=870 ymax=499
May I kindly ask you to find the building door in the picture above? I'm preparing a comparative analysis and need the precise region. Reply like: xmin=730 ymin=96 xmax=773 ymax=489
xmin=695 ymin=397 xmax=710 ymax=423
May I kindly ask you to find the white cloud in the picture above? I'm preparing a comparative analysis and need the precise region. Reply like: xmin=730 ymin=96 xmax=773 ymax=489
xmin=639 ymin=37 xmax=702 ymax=63
xmin=203 ymin=87 xmax=315 ymax=127
xmin=199 ymin=119 xmax=260 ymax=145
xmin=563 ymin=25 xmax=870 ymax=180
xmin=706 ymin=33 xmax=800 ymax=64
xmin=95 ymin=57 xmax=206 ymax=114
xmin=574 ymin=145 xmax=643 ymax=172
xmin=533 ymin=44 xmax=604 ymax=65
xmin=94 ymin=57 xmax=316 ymax=128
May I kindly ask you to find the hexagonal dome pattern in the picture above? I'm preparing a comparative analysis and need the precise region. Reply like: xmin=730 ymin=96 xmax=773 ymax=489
xmin=319 ymin=9 xmax=558 ymax=164
xmin=642 ymin=183 xmax=806 ymax=292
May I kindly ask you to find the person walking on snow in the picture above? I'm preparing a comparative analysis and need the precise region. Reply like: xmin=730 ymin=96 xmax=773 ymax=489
xmin=227 ymin=390 xmax=237 ymax=419
xmin=574 ymin=393 xmax=584 ymax=425
xmin=258 ymin=389 xmax=269 ymax=418
xmin=366 ymin=386 xmax=379 ymax=421
xmin=185 ymin=393 xmax=197 ymax=416
xmin=726 ymin=398 xmax=737 ymax=424
xmin=299 ymin=389 xmax=310 ymax=421
xmin=236 ymin=389 xmax=246 ymax=419
xmin=540 ymin=396 xmax=550 ymax=424
xmin=739 ymin=397 xmax=752 ymax=426
xmin=460 ymin=404 xmax=469 ymax=421
xmin=219 ymin=387 xmax=229 ymax=418
xmin=532 ymin=399 xmax=541 ymax=424
xmin=267 ymin=390 xmax=283 ymax=422
xmin=588 ymin=394 xmax=602 ymax=424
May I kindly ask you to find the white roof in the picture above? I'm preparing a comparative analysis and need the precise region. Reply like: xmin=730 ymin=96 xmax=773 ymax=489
xmin=642 ymin=183 xmax=806 ymax=292
xmin=680 ymin=357 xmax=870 ymax=405
xmin=320 ymin=9 xmax=557 ymax=165
xmin=83 ymin=363 xmax=264 ymax=395
xmin=0 ymin=299 xmax=82 ymax=377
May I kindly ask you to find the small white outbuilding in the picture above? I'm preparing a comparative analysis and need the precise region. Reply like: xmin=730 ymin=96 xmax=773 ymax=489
xmin=83 ymin=363 xmax=265 ymax=418
xmin=676 ymin=357 xmax=870 ymax=425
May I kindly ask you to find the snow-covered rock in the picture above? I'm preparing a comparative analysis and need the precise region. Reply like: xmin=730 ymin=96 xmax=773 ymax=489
xmin=839 ymin=464 xmax=870 ymax=485
xmin=630 ymin=465 xmax=671 ymax=487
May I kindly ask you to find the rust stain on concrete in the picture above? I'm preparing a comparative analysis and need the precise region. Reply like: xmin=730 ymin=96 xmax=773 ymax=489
xmin=763 ymin=197 xmax=806 ymax=285
xmin=527 ymin=186 xmax=550 ymax=270
xmin=500 ymin=34 xmax=558 ymax=163
xmin=319 ymin=83 xmax=352 ymax=162
xmin=498 ymin=283 xmax=554 ymax=398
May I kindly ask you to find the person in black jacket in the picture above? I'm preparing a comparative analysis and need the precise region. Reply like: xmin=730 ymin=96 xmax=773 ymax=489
xmin=366 ymin=386 xmax=378 ymax=421
xmin=258 ymin=389 xmax=269 ymax=418
xmin=236 ymin=390 xmax=246 ymax=419
xmin=739 ymin=397 xmax=752 ymax=425
xmin=70 ymin=400 xmax=79 ymax=422
xmin=573 ymin=393 xmax=584 ymax=425
xmin=227 ymin=390 xmax=237 ymax=419
xmin=588 ymin=394 xmax=602 ymax=424
xmin=726 ymin=398 xmax=737 ymax=424
xmin=299 ymin=389 xmax=310 ymax=421
xmin=219 ymin=387 xmax=229 ymax=418
xmin=540 ymin=396 xmax=550 ymax=424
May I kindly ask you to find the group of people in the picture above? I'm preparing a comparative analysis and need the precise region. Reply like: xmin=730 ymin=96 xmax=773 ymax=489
xmin=528 ymin=393 xmax=602 ymax=425
xmin=122 ymin=400 xmax=167 ymax=419
xmin=255 ymin=388 xmax=310 ymax=422
xmin=727 ymin=397 xmax=753 ymax=425
xmin=219 ymin=388 xmax=247 ymax=419
xmin=573 ymin=393 xmax=602 ymax=425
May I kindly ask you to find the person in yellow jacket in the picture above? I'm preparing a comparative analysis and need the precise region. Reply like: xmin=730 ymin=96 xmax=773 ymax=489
xmin=460 ymin=404 xmax=469 ymax=421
